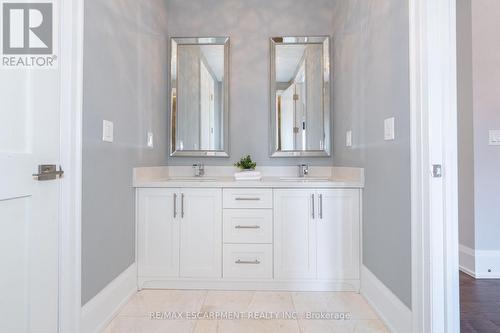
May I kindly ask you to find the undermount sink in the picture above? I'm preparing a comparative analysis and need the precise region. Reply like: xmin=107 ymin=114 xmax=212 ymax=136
xmin=279 ymin=177 xmax=330 ymax=182
xmin=167 ymin=177 xmax=217 ymax=182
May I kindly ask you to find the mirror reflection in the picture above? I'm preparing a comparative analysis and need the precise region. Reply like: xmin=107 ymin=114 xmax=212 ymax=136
xmin=271 ymin=37 xmax=330 ymax=157
xmin=171 ymin=37 xmax=229 ymax=156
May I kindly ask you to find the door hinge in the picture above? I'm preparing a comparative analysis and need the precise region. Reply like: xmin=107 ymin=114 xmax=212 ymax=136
xmin=432 ymin=164 xmax=442 ymax=178
xmin=293 ymin=94 xmax=299 ymax=101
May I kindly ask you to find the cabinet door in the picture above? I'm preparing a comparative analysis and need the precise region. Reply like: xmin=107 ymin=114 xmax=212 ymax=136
xmin=274 ymin=189 xmax=317 ymax=279
xmin=317 ymin=189 xmax=360 ymax=280
xmin=179 ymin=188 xmax=222 ymax=278
xmin=137 ymin=188 xmax=179 ymax=278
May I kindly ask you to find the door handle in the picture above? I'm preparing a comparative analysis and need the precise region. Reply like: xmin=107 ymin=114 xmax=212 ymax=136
xmin=33 ymin=165 xmax=64 ymax=181
xmin=235 ymin=197 xmax=261 ymax=201
xmin=173 ymin=193 xmax=177 ymax=218
xmin=311 ymin=193 xmax=315 ymax=219
xmin=235 ymin=225 xmax=261 ymax=229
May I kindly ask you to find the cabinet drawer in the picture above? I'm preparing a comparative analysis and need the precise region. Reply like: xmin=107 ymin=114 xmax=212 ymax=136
xmin=223 ymin=244 xmax=273 ymax=279
xmin=223 ymin=189 xmax=273 ymax=209
xmin=223 ymin=209 xmax=272 ymax=244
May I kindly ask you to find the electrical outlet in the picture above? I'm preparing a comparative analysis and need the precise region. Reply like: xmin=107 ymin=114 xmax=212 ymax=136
xmin=489 ymin=130 xmax=500 ymax=145
xmin=384 ymin=117 xmax=395 ymax=141
xmin=147 ymin=132 xmax=154 ymax=148
xmin=102 ymin=120 xmax=113 ymax=142
xmin=346 ymin=130 xmax=352 ymax=147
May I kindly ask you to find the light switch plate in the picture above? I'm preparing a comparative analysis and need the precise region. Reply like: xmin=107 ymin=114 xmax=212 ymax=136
xmin=346 ymin=130 xmax=352 ymax=147
xmin=147 ymin=132 xmax=154 ymax=148
xmin=489 ymin=130 xmax=500 ymax=145
xmin=102 ymin=120 xmax=113 ymax=142
xmin=384 ymin=117 xmax=395 ymax=141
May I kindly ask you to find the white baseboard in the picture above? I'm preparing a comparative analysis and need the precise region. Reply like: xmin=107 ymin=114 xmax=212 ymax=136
xmin=360 ymin=266 xmax=412 ymax=333
xmin=81 ymin=263 xmax=137 ymax=333
xmin=476 ymin=250 xmax=500 ymax=279
xmin=459 ymin=244 xmax=476 ymax=277
xmin=459 ymin=245 xmax=500 ymax=279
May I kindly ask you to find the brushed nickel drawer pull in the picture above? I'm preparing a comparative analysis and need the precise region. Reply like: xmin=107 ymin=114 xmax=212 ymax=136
xmin=235 ymin=225 xmax=261 ymax=229
xmin=235 ymin=259 xmax=261 ymax=264
xmin=235 ymin=197 xmax=261 ymax=201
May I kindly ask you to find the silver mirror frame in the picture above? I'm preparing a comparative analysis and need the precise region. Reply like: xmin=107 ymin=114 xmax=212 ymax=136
xmin=269 ymin=36 xmax=331 ymax=157
xmin=170 ymin=37 xmax=230 ymax=157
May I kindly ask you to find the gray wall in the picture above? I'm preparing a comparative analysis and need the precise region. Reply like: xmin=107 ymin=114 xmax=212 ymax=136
xmin=332 ymin=0 xmax=412 ymax=308
xmin=457 ymin=0 xmax=475 ymax=250
xmin=82 ymin=0 xmax=169 ymax=305
xmin=165 ymin=0 xmax=335 ymax=166
xmin=470 ymin=0 xmax=500 ymax=251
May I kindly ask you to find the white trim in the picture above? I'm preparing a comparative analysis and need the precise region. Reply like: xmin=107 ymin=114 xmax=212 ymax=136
xmin=459 ymin=245 xmax=500 ymax=279
xmin=59 ymin=0 xmax=84 ymax=332
xmin=361 ymin=266 xmax=412 ymax=333
xmin=409 ymin=0 xmax=430 ymax=330
xmin=138 ymin=278 xmax=360 ymax=292
xmin=459 ymin=244 xmax=475 ymax=277
xmin=409 ymin=0 xmax=459 ymax=332
xmin=476 ymin=250 xmax=500 ymax=279
xmin=81 ymin=264 xmax=138 ymax=333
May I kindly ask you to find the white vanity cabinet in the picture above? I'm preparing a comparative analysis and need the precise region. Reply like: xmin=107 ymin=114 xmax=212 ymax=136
xmin=137 ymin=188 xmax=179 ymax=278
xmin=317 ymin=189 xmax=360 ymax=280
xmin=274 ymin=189 xmax=317 ymax=279
xmin=137 ymin=188 xmax=222 ymax=282
xmin=274 ymin=189 xmax=361 ymax=282
xmin=136 ymin=184 xmax=361 ymax=291
xmin=179 ymin=189 xmax=222 ymax=278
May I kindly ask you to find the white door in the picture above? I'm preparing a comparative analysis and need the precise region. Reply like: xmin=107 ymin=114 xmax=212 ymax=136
xmin=137 ymin=188 xmax=179 ymax=278
xmin=200 ymin=61 xmax=215 ymax=150
xmin=0 ymin=43 xmax=61 ymax=333
xmin=179 ymin=188 xmax=222 ymax=278
xmin=280 ymin=84 xmax=295 ymax=150
xmin=317 ymin=189 xmax=360 ymax=280
xmin=274 ymin=189 xmax=317 ymax=279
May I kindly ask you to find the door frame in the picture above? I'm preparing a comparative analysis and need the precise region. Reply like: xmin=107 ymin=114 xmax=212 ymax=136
xmin=56 ymin=0 xmax=461 ymax=331
xmin=409 ymin=0 xmax=460 ymax=332
xmin=58 ymin=0 xmax=84 ymax=332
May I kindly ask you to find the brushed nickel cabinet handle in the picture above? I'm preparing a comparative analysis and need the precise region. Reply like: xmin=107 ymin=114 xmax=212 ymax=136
xmin=235 ymin=259 xmax=261 ymax=264
xmin=173 ymin=193 xmax=177 ymax=218
xmin=319 ymin=194 xmax=323 ymax=219
xmin=235 ymin=197 xmax=261 ymax=201
xmin=181 ymin=193 xmax=185 ymax=218
xmin=312 ymin=193 xmax=315 ymax=219
xmin=235 ymin=225 xmax=261 ymax=229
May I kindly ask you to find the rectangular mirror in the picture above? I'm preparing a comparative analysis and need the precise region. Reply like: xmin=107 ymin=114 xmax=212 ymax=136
xmin=270 ymin=36 xmax=330 ymax=157
xmin=170 ymin=37 xmax=230 ymax=157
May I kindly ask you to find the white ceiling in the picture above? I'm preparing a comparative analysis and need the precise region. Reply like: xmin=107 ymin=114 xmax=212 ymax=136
xmin=275 ymin=45 xmax=306 ymax=82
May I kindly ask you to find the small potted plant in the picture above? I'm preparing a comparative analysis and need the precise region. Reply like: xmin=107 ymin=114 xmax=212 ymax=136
xmin=234 ymin=155 xmax=257 ymax=171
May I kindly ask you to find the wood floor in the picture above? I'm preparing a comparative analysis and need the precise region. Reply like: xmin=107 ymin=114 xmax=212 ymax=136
xmin=461 ymin=272 xmax=500 ymax=333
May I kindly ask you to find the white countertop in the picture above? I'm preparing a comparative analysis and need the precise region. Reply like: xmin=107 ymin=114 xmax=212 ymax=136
xmin=133 ymin=166 xmax=364 ymax=189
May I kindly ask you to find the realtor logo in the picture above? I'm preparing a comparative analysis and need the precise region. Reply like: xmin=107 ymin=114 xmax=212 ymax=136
xmin=1 ymin=1 xmax=57 ymax=68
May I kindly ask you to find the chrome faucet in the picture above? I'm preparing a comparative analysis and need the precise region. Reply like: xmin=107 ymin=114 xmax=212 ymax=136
xmin=298 ymin=164 xmax=309 ymax=177
xmin=193 ymin=163 xmax=205 ymax=177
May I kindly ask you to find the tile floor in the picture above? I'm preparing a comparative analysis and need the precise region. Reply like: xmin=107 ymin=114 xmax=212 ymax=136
xmin=103 ymin=290 xmax=389 ymax=333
